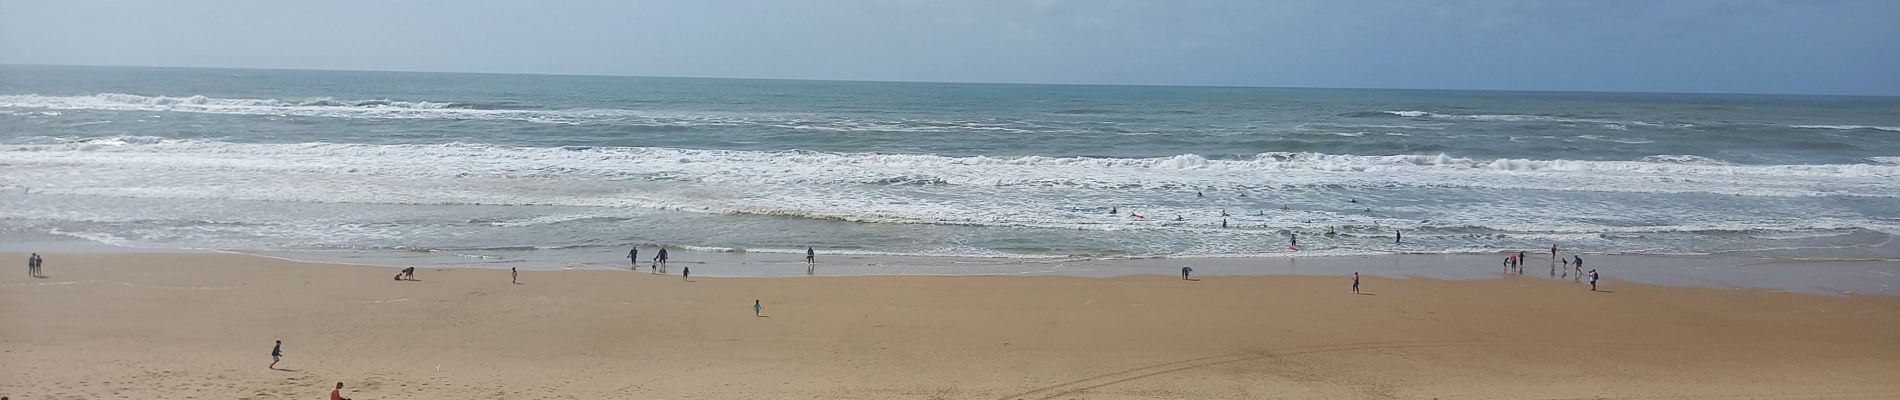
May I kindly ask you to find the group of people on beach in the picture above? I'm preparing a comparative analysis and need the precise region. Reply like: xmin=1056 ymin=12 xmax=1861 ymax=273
xmin=24 ymin=253 xmax=43 ymax=278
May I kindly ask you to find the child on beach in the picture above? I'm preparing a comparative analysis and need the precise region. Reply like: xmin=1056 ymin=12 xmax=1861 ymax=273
xmin=511 ymin=267 xmax=518 ymax=284
xmin=1352 ymin=272 xmax=1360 ymax=294
xmin=1589 ymin=269 xmax=1600 ymax=291
xmin=754 ymin=299 xmax=762 ymax=317
xmin=270 ymin=340 xmax=283 ymax=369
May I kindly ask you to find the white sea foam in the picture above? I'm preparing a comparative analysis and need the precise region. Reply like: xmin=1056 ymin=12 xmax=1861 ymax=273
xmin=1382 ymin=110 xmax=1683 ymax=128
xmin=0 ymin=93 xmax=1062 ymax=133
xmin=1791 ymin=125 xmax=1900 ymax=132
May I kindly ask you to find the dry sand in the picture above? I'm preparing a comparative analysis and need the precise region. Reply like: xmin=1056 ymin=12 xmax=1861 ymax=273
xmin=2 ymin=252 xmax=1897 ymax=399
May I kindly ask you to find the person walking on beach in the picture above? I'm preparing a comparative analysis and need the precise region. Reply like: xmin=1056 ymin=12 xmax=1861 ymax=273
xmin=1352 ymin=272 xmax=1361 ymax=294
xmin=330 ymin=382 xmax=352 ymax=400
xmin=270 ymin=340 xmax=283 ymax=369
xmin=1181 ymin=266 xmax=1193 ymax=280
xmin=682 ymin=265 xmax=691 ymax=281
xmin=628 ymin=247 xmax=639 ymax=270
xmin=654 ymin=248 xmax=670 ymax=273
xmin=27 ymin=253 xmax=41 ymax=278
xmin=754 ymin=299 xmax=762 ymax=317
xmin=1589 ymin=269 xmax=1600 ymax=291
xmin=1573 ymin=255 xmax=1584 ymax=276
xmin=511 ymin=267 xmax=519 ymax=284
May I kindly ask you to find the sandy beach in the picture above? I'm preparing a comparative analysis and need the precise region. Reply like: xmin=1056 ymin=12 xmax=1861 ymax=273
xmin=3 ymin=252 xmax=1897 ymax=399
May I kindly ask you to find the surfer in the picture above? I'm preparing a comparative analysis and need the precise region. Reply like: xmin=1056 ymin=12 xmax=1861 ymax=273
xmin=1109 ymin=207 xmax=1118 ymax=215
xmin=1221 ymin=218 xmax=1228 ymax=228
xmin=1394 ymin=230 xmax=1401 ymax=243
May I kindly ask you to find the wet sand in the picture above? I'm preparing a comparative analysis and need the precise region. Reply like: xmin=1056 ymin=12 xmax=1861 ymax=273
xmin=2 ymin=252 xmax=1897 ymax=399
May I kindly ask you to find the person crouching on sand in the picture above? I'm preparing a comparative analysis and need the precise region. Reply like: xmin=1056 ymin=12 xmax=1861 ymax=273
xmin=330 ymin=382 xmax=352 ymax=400
xmin=1181 ymin=266 xmax=1192 ymax=280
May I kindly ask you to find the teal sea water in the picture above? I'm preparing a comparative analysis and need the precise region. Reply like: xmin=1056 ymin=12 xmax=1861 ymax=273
xmin=2 ymin=65 xmax=1897 ymax=269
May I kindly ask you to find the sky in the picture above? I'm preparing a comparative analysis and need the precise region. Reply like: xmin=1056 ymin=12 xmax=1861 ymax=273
xmin=2 ymin=0 xmax=1897 ymax=96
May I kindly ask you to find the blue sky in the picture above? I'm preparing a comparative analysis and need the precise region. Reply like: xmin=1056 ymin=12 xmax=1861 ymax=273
xmin=2 ymin=0 xmax=1896 ymax=95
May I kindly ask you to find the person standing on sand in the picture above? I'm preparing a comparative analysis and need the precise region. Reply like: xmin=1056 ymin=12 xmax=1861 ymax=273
xmin=682 ymin=265 xmax=691 ymax=281
xmin=27 ymin=253 xmax=42 ymax=278
xmin=1589 ymin=269 xmax=1600 ymax=291
xmin=330 ymin=382 xmax=351 ymax=400
xmin=511 ymin=267 xmax=518 ymax=284
xmin=270 ymin=340 xmax=283 ymax=369
xmin=754 ymin=299 xmax=762 ymax=317
xmin=1352 ymin=272 xmax=1360 ymax=294
xmin=628 ymin=247 xmax=639 ymax=270
xmin=1181 ymin=266 xmax=1193 ymax=280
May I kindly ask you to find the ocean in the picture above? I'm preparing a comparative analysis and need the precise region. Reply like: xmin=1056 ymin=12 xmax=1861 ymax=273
xmin=3 ymin=65 xmax=1897 ymax=270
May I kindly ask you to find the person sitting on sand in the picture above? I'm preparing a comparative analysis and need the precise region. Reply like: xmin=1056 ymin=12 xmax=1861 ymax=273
xmin=330 ymin=382 xmax=351 ymax=400
xmin=1181 ymin=266 xmax=1193 ymax=280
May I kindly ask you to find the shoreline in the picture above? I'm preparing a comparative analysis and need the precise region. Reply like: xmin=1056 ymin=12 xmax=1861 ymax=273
xmin=4 ymin=251 xmax=1896 ymax=399
xmin=6 ymin=240 xmax=1898 ymax=295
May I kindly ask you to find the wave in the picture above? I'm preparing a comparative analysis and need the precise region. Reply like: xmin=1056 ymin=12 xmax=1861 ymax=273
xmin=4 ymin=137 xmax=1896 ymax=199
xmin=1790 ymin=124 xmax=1900 ymax=132
xmin=1360 ymin=110 xmax=1687 ymax=129
xmin=0 ymin=93 xmax=1065 ymax=134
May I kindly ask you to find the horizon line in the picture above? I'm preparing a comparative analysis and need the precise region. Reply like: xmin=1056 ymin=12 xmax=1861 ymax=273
xmin=5 ymin=62 xmax=1897 ymax=99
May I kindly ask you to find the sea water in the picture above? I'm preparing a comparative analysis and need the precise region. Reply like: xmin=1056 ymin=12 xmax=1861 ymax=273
xmin=2 ymin=65 xmax=1897 ymax=271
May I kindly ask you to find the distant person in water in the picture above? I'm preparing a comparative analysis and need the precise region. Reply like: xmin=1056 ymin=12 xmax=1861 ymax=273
xmin=1221 ymin=218 xmax=1227 ymax=228
xmin=1352 ymin=272 xmax=1360 ymax=294
xmin=270 ymin=340 xmax=284 ymax=369
xmin=1220 ymin=209 xmax=1229 ymax=217
xmin=1181 ymin=266 xmax=1193 ymax=280
xmin=1197 ymin=190 xmax=1204 ymax=198
xmin=1289 ymin=233 xmax=1298 ymax=251
xmin=654 ymin=248 xmax=670 ymax=273
xmin=806 ymin=247 xmax=816 ymax=266
xmin=1551 ymin=244 xmax=1558 ymax=259
xmin=1109 ymin=207 xmax=1118 ymax=215
xmin=628 ymin=247 xmax=639 ymax=270
xmin=1504 ymin=255 xmax=1514 ymax=272
xmin=1173 ymin=215 xmax=1184 ymax=221
xmin=1394 ymin=230 xmax=1402 ymax=244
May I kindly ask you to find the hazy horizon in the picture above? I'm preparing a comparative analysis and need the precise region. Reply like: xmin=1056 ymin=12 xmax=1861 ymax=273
xmin=3 ymin=0 xmax=1898 ymax=96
